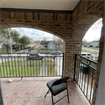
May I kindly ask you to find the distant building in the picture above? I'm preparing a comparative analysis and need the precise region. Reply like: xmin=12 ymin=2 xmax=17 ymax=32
xmin=40 ymin=41 xmax=55 ymax=50
xmin=88 ymin=41 xmax=99 ymax=48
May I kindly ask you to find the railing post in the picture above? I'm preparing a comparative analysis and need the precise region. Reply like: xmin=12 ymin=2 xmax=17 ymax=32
xmin=73 ymin=54 xmax=76 ymax=81
xmin=62 ymin=53 xmax=64 ymax=77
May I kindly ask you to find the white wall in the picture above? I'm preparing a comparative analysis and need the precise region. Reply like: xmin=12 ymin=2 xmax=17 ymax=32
xmin=95 ymin=43 xmax=105 ymax=105
xmin=0 ymin=78 xmax=4 ymax=105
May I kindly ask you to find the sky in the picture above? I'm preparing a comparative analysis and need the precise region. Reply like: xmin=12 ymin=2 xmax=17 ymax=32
xmin=12 ymin=18 xmax=102 ymax=42
xmin=12 ymin=28 xmax=54 ymax=41
xmin=83 ymin=18 xmax=102 ymax=42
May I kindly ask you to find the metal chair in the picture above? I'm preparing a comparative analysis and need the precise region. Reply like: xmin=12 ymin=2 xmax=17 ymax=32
xmin=44 ymin=76 xmax=70 ymax=105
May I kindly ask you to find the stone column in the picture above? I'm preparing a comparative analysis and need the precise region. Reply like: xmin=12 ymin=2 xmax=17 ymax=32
xmin=63 ymin=39 xmax=82 ymax=80
xmin=95 ymin=2 xmax=105 ymax=105
xmin=0 ymin=78 xmax=4 ymax=105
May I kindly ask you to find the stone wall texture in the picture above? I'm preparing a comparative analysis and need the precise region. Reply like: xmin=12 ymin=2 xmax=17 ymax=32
xmin=0 ymin=0 xmax=105 ymax=104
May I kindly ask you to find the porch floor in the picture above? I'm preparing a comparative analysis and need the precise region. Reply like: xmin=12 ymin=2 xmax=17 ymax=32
xmin=1 ymin=77 xmax=90 ymax=105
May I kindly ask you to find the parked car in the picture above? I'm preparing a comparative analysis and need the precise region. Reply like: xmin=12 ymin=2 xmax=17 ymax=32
xmin=27 ymin=52 xmax=43 ymax=60
xmin=87 ymin=45 xmax=93 ymax=47
xmin=81 ymin=52 xmax=93 ymax=59
xmin=50 ymin=51 xmax=62 ymax=55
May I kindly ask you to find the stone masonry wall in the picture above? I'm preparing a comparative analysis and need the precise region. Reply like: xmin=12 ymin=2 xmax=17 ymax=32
xmin=0 ymin=11 xmax=74 ymax=79
xmin=0 ymin=12 xmax=72 ymax=40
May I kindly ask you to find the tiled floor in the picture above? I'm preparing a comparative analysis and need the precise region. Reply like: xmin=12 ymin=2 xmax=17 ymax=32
xmin=1 ymin=77 xmax=90 ymax=105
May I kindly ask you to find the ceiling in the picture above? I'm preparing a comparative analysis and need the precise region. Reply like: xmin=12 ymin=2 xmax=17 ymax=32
xmin=0 ymin=0 xmax=80 ymax=11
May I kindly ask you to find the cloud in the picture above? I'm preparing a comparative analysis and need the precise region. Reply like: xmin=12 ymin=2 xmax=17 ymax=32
xmin=12 ymin=18 xmax=102 ymax=42
xmin=83 ymin=18 xmax=102 ymax=42
xmin=11 ymin=27 xmax=55 ymax=41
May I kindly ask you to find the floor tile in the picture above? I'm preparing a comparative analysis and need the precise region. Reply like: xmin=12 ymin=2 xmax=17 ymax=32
xmin=1 ymin=77 xmax=90 ymax=105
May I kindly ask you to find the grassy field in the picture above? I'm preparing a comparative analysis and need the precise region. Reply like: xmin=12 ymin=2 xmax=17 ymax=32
xmin=88 ymin=47 xmax=99 ymax=50
xmin=0 ymin=60 xmax=42 ymax=77
xmin=38 ymin=50 xmax=53 ymax=54
xmin=47 ymin=64 xmax=57 ymax=76
xmin=0 ymin=59 xmax=57 ymax=77
xmin=43 ymin=59 xmax=57 ymax=76
xmin=82 ymin=49 xmax=97 ymax=54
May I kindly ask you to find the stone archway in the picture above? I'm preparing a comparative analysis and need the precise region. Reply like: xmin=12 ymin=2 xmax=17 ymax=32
xmin=0 ymin=11 xmax=103 ymax=80
xmin=0 ymin=11 xmax=73 ymax=79
xmin=0 ymin=12 xmax=72 ymax=41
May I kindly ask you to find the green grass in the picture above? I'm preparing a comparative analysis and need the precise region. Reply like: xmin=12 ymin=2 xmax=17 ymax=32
xmin=82 ymin=49 xmax=97 ymax=54
xmin=0 ymin=60 xmax=42 ymax=77
xmin=0 ymin=48 xmax=16 ymax=53
xmin=47 ymin=64 xmax=57 ymax=76
xmin=43 ymin=59 xmax=57 ymax=76
xmin=38 ymin=50 xmax=53 ymax=54
xmin=0 ymin=59 xmax=57 ymax=77
xmin=88 ymin=47 xmax=99 ymax=50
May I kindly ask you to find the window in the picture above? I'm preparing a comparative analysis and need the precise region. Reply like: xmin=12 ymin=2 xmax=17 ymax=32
xmin=49 ymin=45 xmax=53 ymax=49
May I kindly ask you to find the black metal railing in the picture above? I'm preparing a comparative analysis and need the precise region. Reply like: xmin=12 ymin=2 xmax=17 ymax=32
xmin=74 ymin=54 xmax=97 ymax=105
xmin=0 ymin=53 xmax=64 ymax=78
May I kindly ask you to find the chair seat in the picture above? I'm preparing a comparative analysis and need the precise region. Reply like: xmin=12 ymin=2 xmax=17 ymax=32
xmin=47 ymin=78 xmax=67 ymax=96
xmin=52 ymin=83 xmax=67 ymax=96
xmin=47 ymin=79 xmax=58 ymax=89
xmin=45 ymin=76 xmax=70 ymax=105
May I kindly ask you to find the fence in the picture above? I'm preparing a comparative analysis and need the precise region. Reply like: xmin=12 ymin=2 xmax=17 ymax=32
xmin=0 ymin=53 xmax=64 ymax=78
xmin=74 ymin=54 xmax=97 ymax=105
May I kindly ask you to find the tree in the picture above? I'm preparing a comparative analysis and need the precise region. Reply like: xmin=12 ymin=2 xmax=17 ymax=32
xmin=53 ymin=36 xmax=64 ymax=51
xmin=0 ymin=29 xmax=20 ymax=42
xmin=19 ymin=35 xmax=31 ymax=49
xmin=43 ymin=36 xmax=47 ymax=41
xmin=82 ymin=39 xmax=87 ymax=45
xmin=0 ymin=28 xmax=20 ymax=53
xmin=11 ymin=29 xmax=20 ymax=42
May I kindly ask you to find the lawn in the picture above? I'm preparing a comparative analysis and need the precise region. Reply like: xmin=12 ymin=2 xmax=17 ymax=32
xmin=38 ymin=50 xmax=53 ymax=54
xmin=47 ymin=64 xmax=57 ymax=76
xmin=0 ymin=60 xmax=42 ymax=77
xmin=82 ymin=49 xmax=97 ymax=54
xmin=88 ymin=47 xmax=99 ymax=50
xmin=0 ymin=59 xmax=57 ymax=77
xmin=43 ymin=59 xmax=57 ymax=76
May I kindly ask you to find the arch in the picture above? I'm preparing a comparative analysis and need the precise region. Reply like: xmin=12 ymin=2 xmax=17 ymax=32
xmin=72 ymin=14 xmax=101 ymax=41
xmin=0 ymin=12 xmax=72 ymax=42
xmin=0 ymin=24 xmax=65 ymax=41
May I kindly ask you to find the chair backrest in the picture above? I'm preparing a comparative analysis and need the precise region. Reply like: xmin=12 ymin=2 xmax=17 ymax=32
xmin=52 ymin=76 xmax=69 ymax=87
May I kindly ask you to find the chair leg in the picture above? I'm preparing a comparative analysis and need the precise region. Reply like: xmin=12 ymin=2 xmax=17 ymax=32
xmin=51 ymin=94 xmax=54 ymax=105
xmin=44 ymin=90 xmax=50 ymax=97
xmin=67 ymin=88 xmax=70 ymax=103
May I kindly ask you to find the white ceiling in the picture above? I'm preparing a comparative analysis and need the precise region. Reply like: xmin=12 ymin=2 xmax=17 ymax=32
xmin=0 ymin=0 xmax=80 ymax=11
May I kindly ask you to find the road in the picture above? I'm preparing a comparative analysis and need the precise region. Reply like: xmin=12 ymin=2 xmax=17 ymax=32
xmin=82 ymin=47 xmax=99 ymax=53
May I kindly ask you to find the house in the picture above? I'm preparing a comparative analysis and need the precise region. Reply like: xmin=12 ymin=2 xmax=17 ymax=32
xmin=40 ymin=41 xmax=55 ymax=50
xmin=88 ymin=41 xmax=99 ymax=48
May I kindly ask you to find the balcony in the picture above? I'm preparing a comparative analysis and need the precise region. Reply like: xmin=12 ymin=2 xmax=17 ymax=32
xmin=1 ymin=77 xmax=90 ymax=105
xmin=0 ymin=54 xmax=96 ymax=105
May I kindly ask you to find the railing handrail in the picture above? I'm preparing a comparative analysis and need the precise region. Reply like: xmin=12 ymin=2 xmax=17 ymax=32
xmin=74 ymin=54 xmax=97 ymax=105
xmin=0 ymin=54 xmax=63 ymax=78
xmin=76 ymin=54 xmax=97 ymax=64
xmin=76 ymin=58 xmax=97 ymax=71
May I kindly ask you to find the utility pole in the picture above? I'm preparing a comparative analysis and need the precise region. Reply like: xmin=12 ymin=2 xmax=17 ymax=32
xmin=9 ymin=29 xmax=12 ymax=56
